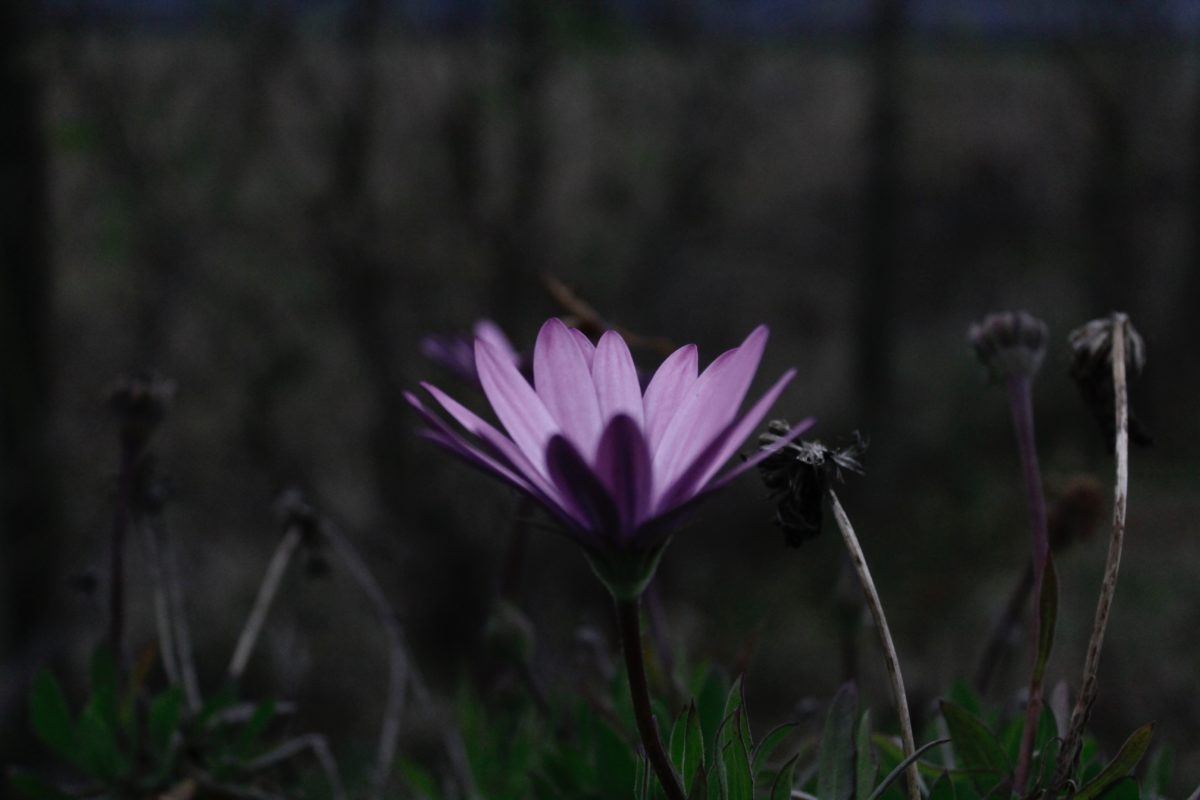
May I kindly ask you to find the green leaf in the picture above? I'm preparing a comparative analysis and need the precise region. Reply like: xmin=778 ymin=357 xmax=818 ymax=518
xmin=721 ymin=676 xmax=752 ymax=754
xmin=88 ymin=646 xmax=120 ymax=732
xmin=234 ymin=699 xmax=276 ymax=759
xmin=148 ymin=686 xmax=184 ymax=756
xmin=688 ymin=765 xmax=709 ymax=800
xmin=1098 ymin=777 xmax=1141 ymax=800
xmin=929 ymin=771 xmax=956 ymax=800
xmin=753 ymin=722 xmax=798 ymax=777
xmin=8 ymin=771 xmax=72 ymax=800
xmin=75 ymin=701 xmax=131 ymax=781
xmin=856 ymin=710 xmax=878 ymax=800
xmin=682 ymin=702 xmax=706 ymax=789
xmin=671 ymin=706 xmax=689 ymax=775
xmin=818 ymin=683 xmax=859 ymax=800
xmin=30 ymin=670 xmax=77 ymax=764
xmin=722 ymin=729 xmax=754 ymax=800
xmin=694 ymin=667 xmax=729 ymax=761
xmin=1075 ymin=724 xmax=1155 ymax=800
xmin=939 ymin=700 xmax=1011 ymax=793
xmin=1033 ymin=734 xmax=1061 ymax=793
xmin=1033 ymin=557 xmax=1058 ymax=682
xmin=948 ymin=681 xmax=983 ymax=721
xmin=770 ymin=755 xmax=800 ymax=800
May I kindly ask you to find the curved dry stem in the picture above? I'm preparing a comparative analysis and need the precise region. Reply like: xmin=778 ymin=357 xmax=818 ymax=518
xmin=1057 ymin=312 xmax=1131 ymax=780
xmin=828 ymin=490 xmax=921 ymax=800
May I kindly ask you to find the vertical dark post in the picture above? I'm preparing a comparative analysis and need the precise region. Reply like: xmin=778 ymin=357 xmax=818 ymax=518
xmin=0 ymin=0 xmax=55 ymax=756
xmin=857 ymin=0 xmax=904 ymax=441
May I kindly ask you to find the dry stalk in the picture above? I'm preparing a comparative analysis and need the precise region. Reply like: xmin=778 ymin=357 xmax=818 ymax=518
xmin=1057 ymin=313 xmax=1132 ymax=779
xmin=828 ymin=490 xmax=921 ymax=800
xmin=227 ymin=525 xmax=302 ymax=681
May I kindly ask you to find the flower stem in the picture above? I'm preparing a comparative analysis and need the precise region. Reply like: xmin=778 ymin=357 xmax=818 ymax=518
xmin=828 ymin=491 xmax=920 ymax=800
xmin=108 ymin=436 xmax=137 ymax=662
xmin=616 ymin=597 xmax=685 ymax=800
xmin=1056 ymin=313 xmax=1132 ymax=781
xmin=1006 ymin=374 xmax=1050 ymax=792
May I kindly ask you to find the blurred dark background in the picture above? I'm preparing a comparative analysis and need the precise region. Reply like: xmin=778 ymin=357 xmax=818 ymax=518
xmin=3 ymin=0 xmax=1199 ymax=788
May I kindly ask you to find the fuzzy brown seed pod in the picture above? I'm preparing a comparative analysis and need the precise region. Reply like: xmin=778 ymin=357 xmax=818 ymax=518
xmin=1068 ymin=316 xmax=1152 ymax=451
xmin=968 ymin=310 xmax=1049 ymax=380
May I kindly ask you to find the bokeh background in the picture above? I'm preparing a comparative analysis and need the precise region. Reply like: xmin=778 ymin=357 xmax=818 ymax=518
xmin=3 ymin=0 xmax=1199 ymax=789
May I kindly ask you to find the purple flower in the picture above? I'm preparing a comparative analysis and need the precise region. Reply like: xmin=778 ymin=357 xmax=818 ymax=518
xmin=419 ymin=319 xmax=521 ymax=385
xmin=407 ymin=318 xmax=811 ymax=597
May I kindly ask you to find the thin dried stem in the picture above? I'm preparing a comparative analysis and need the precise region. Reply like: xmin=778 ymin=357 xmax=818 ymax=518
xmin=139 ymin=517 xmax=181 ymax=687
xmin=228 ymin=525 xmax=302 ymax=681
xmin=828 ymin=490 xmax=920 ymax=800
xmin=322 ymin=520 xmax=409 ymax=800
xmin=159 ymin=515 xmax=202 ymax=710
xmin=109 ymin=439 xmax=137 ymax=661
xmin=246 ymin=733 xmax=347 ymax=800
xmin=1057 ymin=313 xmax=1131 ymax=780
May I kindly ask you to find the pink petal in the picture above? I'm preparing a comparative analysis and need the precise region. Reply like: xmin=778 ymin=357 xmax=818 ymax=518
xmin=533 ymin=318 xmax=603 ymax=456
xmin=656 ymin=368 xmax=797 ymax=510
xmin=570 ymin=328 xmax=596 ymax=368
xmin=652 ymin=325 xmax=769 ymax=493
xmin=545 ymin=434 xmax=620 ymax=542
xmin=475 ymin=336 xmax=559 ymax=471
xmin=420 ymin=382 xmax=560 ymax=498
xmin=642 ymin=344 xmax=698 ymax=451
xmin=474 ymin=319 xmax=519 ymax=366
xmin=593 ymin=415 xmax=653 ymax=539
xmin=593 ymin=331 xmax=645 ymax=429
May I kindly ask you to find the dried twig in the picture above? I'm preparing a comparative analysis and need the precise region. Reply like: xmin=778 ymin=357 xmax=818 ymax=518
xmin=139 ymin=517 xmax=181 ymax=687
xmin=1057 ymin=313 xmax=1133 ymax=779
xmin=160 ymin=516 xmax=203 ymax=710
xmin=227 ymin=525 xmax=302 ymax=681
xmin=246 ymin=733 xmax=346 ymax=800
xmin=828 ymin=490 xmax=921 ymax=800
xmin=322 ymin=519 xmax=410 ymax=800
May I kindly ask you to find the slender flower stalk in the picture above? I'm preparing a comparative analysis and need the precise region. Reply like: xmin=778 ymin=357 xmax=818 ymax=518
xmin=616 ymin=597 xmax=686 ymax=800
xmin=1056 ymin=313 xmax=1137 ymax=780
xmin=968 ymin=310 xmax=1051 ymax=791
xmin=828 ymin=491 xmax=920 ymax=800
xmin=1007 ymin=372 xmax=1050 ymax=791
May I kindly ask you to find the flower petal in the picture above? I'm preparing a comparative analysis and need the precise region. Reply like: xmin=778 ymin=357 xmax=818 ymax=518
xmin=476 ymin=335 xmax=559 ymax=471
xmin=474 ymin=319 xmax=519 ymax=365
xmin=642 ymin=344 xmax=698 ymax=451
xmin=545 ymin=434 xmax=621 ymax=542
xmin=570 ymin=328 xmax=596 ymax=368
xmin=420 ymin=382 xmax=559 ymax=497
xmin=593 ymin=331 xmax=644 ymax=429
xmin=652 ymin=325 xmax=769 ymax=493
xmin=593 ymin=415 xmax=653 ymax=538
xmin=533 ymin=318 xmax=604 ymax=456
xmin=654 ymin=368 xmax=797 ymax=511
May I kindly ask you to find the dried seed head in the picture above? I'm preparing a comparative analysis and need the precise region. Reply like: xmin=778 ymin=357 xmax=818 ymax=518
xmin=106 ymin=372 xmax=176 ymax=450
xmin=1067 ymin=314 xmax=1152 ymax=450
xmin=968 ymin=311 xmax=1049 ymax=380
xmin=756 ymin=421 xmax=866 ymax=548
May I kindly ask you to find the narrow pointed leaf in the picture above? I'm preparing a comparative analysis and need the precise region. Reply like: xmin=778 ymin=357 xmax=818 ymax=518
xmin=1074 ymin=724 xmax=1155 ymax=800
xmin=770 ymin=755 xmax=800 ymax=800
xmin=940 ymin=700 xmax=1011 ymax=792
xmin=753 ymin=722 xmax=798 ymax=777
xmin=929 ymin=771 xmax=957 ymax=800
xmin=148 ymin=686 xmax=184 ymax=756
xmin=819 ymin=683 xmax=859 ymax=800
xmin=1033 ymin=556 xmax=1059 ymax=682
xmin=856 ymin=710 xmax=878 ymax=800
xmin=723 ymin=733 xmax=754 ymax=800
xmin=688 ymin=765 xmax=709 ymax=800
xmin=30 ymin=670 xmax=76 ymax=764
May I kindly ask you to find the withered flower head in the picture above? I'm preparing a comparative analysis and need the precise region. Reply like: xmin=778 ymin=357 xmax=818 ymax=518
xmin=968 ymin=311 xmax=1048 ymax=380
xmin=1068 ymin=314 xmax=1152 ymax=450
xmin=106 ymin=372 xmax=176 ymax=450
xmin=756 ymin=421 xmax=866 ymax=548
